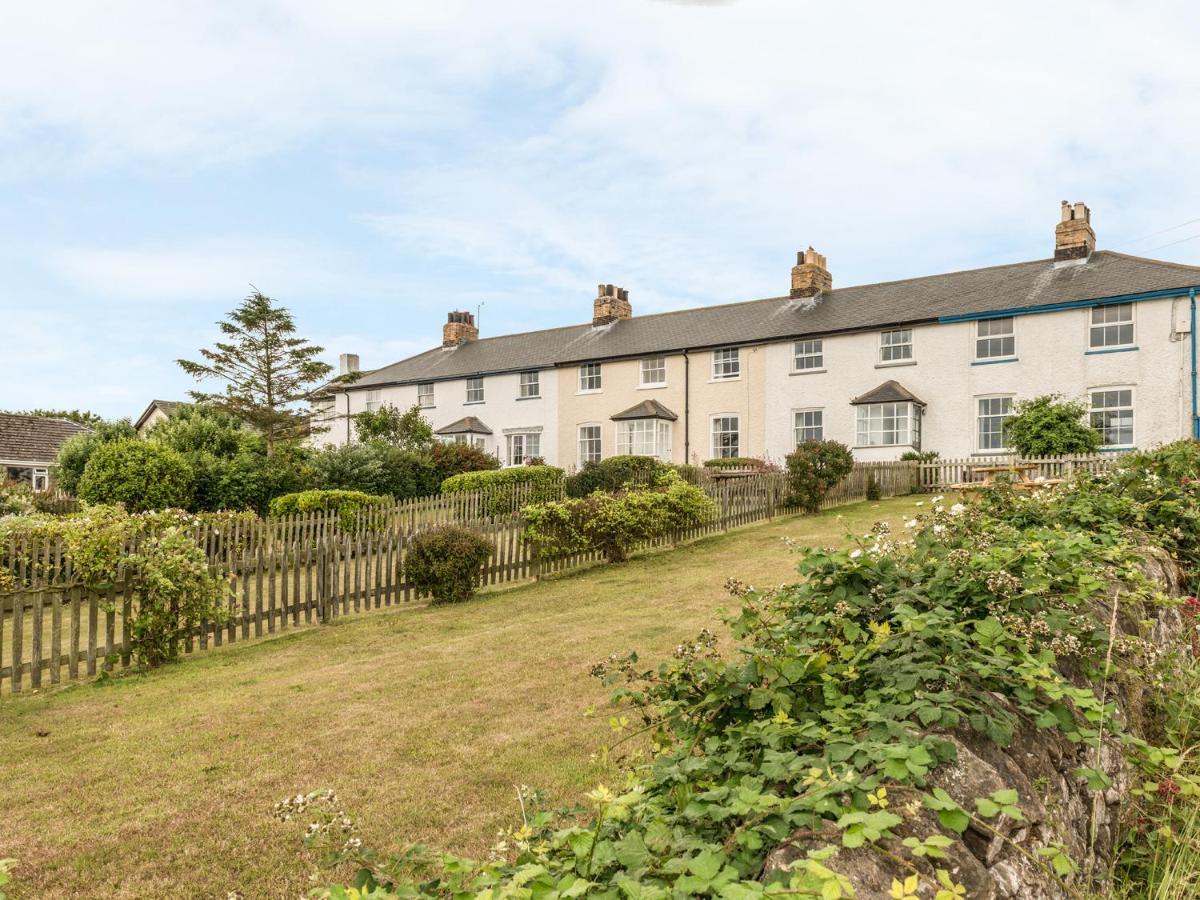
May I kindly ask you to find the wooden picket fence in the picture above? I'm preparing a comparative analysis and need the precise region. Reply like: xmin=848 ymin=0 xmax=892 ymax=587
xmin=0 ymin=463 xmax=918 ymax=695
xmin=914 ymin=453 xmax=1126 ymax=491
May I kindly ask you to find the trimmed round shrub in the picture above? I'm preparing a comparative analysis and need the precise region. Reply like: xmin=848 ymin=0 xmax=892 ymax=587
xmin=565 ymin=455 xmax=673 ymax=497
xmin=77 ymin=439 xmax=194 ymax=512
xmin=441 ymin=465 xmax=564 ymax=515
xmin=405 ymin=525 xmax=493 ymax=604
xmin=429 ymin=441 xmax=500 ymax=483
xmin=269 ymin=489 xmax=391 ymax=529
xmin=785 ymin=440 xmax=854 ymax=513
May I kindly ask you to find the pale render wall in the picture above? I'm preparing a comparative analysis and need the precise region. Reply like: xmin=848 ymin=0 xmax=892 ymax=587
xmin=555 ymin=346 xmax=769 ymax=467
xmin=315 ymin=369 xmax=559 ymax=466
xmin=763 ymin=296 xmax=1191 ymax=460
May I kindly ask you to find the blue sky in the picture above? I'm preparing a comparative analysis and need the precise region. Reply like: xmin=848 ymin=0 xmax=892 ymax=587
xmin=4 ymin=0 xmax=1200 ymax=420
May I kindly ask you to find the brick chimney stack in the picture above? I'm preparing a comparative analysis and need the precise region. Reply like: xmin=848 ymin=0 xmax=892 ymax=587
xmin=442 ymin=310 xmax=479 ymax=347
xmin=593 ymin=284 xmax=632 ymax=326
xmin=1055 ymin=201 xmax=1095 ymax=261
xmin=790 ymin=247 xmax=832 ymax=299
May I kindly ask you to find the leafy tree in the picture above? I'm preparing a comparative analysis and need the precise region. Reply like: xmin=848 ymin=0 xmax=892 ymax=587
xmin=429 ymin=441 xmax=499 ymax=483
xmin=77 ymin=439 xmax=194 ymax=511
xmin=177 ymin=291 xmax=333 ymax=456
xmin=147 ymin=404 xmax=251 ymax=458
xmin=1004 ymin=394 xmax=1102 ymax=457
xmin=354 ymin=403 xmax=434 ymax=450
xmin=785 ymin=440 xmax=854 ymax=513
xmin=54 ymin=420 xmax=137 ymax=494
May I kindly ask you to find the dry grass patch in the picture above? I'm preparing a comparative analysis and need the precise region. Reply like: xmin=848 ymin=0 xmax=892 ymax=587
xmin=1 ymin=497 xmax=914 ymax=898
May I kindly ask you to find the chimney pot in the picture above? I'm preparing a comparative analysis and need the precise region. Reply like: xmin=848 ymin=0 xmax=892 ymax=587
xmin=338 ymin=353 xmax=360 ymax=376
xmin=593 ymin=284 xmax=633 ymax=326
xmin=790 ymin=246 xmax=832 ymax=298
xmin=1054 ymin=200 xmax=1095 ymax=260
xmin=442 ymin=310 xmax=479 ymax=347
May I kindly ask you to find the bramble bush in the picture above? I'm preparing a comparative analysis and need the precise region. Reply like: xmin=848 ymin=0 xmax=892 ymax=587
xmin=286 ymin=441 xmax=1200 ymax=899
xmin=440 ymin=465 xmax=565 ymax=516
xmin=269 ymin=489 xmax=391 ymax=530
xmin=523 ymin=471 xmax=716 ymax=563
xmin=785 ymin=439 xmax=854 ymax=512
xmin=403 ymin=525 xmax=493 ymax=604
xmin=565 ymin=455 xmax=675 ymax=497
xmin=0 ymin=506 xmax=226 ymax=667
xmin=77 ymin=439 xmax=195 ymax=512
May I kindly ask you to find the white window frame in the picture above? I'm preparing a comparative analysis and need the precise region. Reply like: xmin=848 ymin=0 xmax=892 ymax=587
xmin=465 ymin=377 xmax=485 ymax=404
xmin=506 ymin=431 xmax=541 ymax=466
xmin=519 ymin=370 xmax=540 ymax=398
xmin=577 ymin=424 xmax=602 ymax=466
xmin=879 ymin=329 xmax=913 ymax=364
xmin=417 ymin=382 xmax=435 ymax=408
xmin=1089 ymin=303 xmax=1135 ymax=350
xmin=712 ymin=347 xmax=741 ymax=380
xmin=32 ymin=468 xmax=49 ymax=492
xmin=639 ymin=356 xmax=667 ymax=387
xmin=975 ymin=395 xmax=1013 ymax=452
xmin=615 ymin=418 xmax=672 ymax=461
xmin=578 ymin=362 xmax=602 ymax=393
xmin=855 ymin=402 xmax=921 ymax=448
xmin=793 ymin=339 xmax=824 ymax=372
xmin=364 ymin=389 xmax=382 ymax=412
xmin=710 ymin=414 xmax=740 ymax=458
xmin=975 ymin=318 xmax=1016 ymax=361
xmin=793 ymin=408 xmax=824 ymax=445
xmin=1089 ymin=387 xmax=1135 ymax=448
xmin=446 ymin=433 xmax=486 ymax=450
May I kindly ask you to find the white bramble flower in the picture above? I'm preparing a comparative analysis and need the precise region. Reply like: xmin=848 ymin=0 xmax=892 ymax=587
xmin=904 ymin=519 xmax=918 ymax=529
xmin=932 ymin=524 xmax=946 ymax=534
xmin=949 ymin=503 xmax=966 ymax=516
xmin=849 ymin=549 xmax=863 ymax=559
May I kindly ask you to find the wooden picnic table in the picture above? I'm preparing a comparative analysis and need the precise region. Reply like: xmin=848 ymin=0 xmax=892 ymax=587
xmin=947 ymin=462 xmax=1063 ymax=496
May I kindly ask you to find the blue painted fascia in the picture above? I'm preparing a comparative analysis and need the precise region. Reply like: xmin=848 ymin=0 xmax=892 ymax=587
xmin=938 ymin=285 xmax=1200 ymax=324
xmin=1084 ymin=346 xmax=1138 ymax=356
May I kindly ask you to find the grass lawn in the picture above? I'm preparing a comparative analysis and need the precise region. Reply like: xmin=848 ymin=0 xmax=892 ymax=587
xmin=2 ymin=496 xmax=915 ymax=899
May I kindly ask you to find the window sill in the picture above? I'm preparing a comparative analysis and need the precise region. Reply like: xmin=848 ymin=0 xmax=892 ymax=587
xmin=516 ymin=395 xmax=541 ymax=401
xmin=1085 ymin=346 xmax=1138 ymax=356
xmin=709 ymin=376 xmax=742 ymax=384
xmin=875 ymin=360 xmax=916 ymax=369
xmin=970 ymin=450 xmax=1014 ymax=457
xmin=853 ymin=444 xmax=918 ymax=450
xmin=576 ymin=389 xmax=603 ymax=395
xmin=637 ymin=383 xmax=667 ymax=390
xmin=971 ymin=357 xmax=1019 ymax=366
xmin=790 ymin=368 xmax=827 ymax=376
xmin=418 ymin=405 xmax=436 ymax=410
xmin=463 ymin=400 xmax=485 ymax=406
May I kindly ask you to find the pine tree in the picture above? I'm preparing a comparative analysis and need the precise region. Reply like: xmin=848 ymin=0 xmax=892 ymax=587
xmin=177 ymin=291 xmax=333 ymax=455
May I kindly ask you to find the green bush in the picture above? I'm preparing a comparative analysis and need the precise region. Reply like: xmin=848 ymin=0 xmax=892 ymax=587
xmin=702 ymin=456 xmax=773 ymax=470
xmin=900 ymin=449 xmax=940 ymax=462
xmin=268 ymin=489 xmax=391 ymax=529
xmin=441 ymin=465 xmax=564 ymax=515
xmin=429 ymin=441 xmax=500 ymax=483
xmin=308 ymin=443 xmax=440 ymax=500
xmin=1004 ymin=394 xmax=1102 ymax=456
xmin=54 ymin=419 xmax=137 ymax=494
xmin=523 ymin=472 xmax=716 ymax=563
xmin=77 ymin=439 xmax=194 ymax=512
xmin=785 ymin=440 xmax=854 ymax=513
xmin=404 ymin=525 xmax=493 ymax=604
xmin=0 ymin=480 xmax=36 ymax=517
xmin=565 ymin=455 xmax=673 ymax=497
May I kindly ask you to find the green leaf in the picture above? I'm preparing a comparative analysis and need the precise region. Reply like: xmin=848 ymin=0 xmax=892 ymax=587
xmin=937 ymin=809 xmax=970 ymax=834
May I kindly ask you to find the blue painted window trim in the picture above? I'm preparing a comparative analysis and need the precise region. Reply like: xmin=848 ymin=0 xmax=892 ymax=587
xmin=970 ymin=357 xmax=1019 ymax=366
xmin=1085 ymin=346 xmax=1138 ymax=356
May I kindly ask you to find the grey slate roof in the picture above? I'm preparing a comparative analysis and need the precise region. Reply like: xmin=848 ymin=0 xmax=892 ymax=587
xmin=851 ymin=380 xmax=927 ymax=407
xmin=435 ymin=416 xmax=493 ymax=435
xmin=611 ymin=399 xmax=678 ymax=421
xmin=0 ymin=414 xmax=90 ymax=465
xmin=352 ymin=251 xmax=1200 ymax=389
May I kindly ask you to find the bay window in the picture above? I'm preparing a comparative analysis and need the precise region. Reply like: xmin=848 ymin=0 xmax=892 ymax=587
xmin=855 ymin=401 xmax=921 ymax=448
xmin=616 ymin=418 xmax=672 ymax=461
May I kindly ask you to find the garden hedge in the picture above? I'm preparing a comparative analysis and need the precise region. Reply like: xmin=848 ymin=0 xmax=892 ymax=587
xmin=440 ymin=465 xmax=564 ymax=515
xmin=268 ymin=489 xmax=391 ymax=529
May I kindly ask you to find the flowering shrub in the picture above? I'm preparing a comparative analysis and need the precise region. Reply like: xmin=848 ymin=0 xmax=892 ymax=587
xmin=404 ymin=525 xmax=493 ymax=604
xmin=523 ymin=472 xmax=716 ymax=563
xmin=785 ymin=439 xmax=854 ymax=512
xmin=285 ymin=441 xmax=1200 ymax=898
